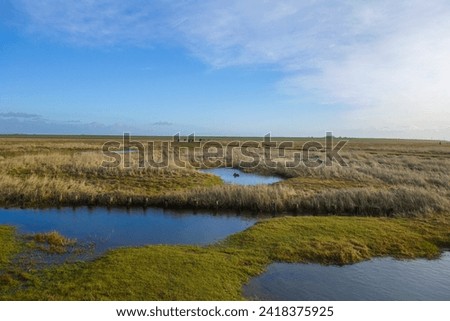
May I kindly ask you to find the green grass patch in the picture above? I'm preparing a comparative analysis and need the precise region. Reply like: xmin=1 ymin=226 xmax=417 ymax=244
xmin=0 ymin=226 xmax=24 ymax=288
xmin=222 ymin=216 xmax=444 ymax=264
xmin=3 ymin=246 xmax=267 ymax=300
xmin=0 ymin=226 xmax=18 ymax=269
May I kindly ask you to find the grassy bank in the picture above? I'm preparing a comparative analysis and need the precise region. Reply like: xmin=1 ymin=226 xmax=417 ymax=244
xmin=0 ymin=151 xmax=222 ymax=208
xmin=223 ymin=216 xmax=450 ymax=264
xmin=1 ymin=215 xmax=450 ymax=300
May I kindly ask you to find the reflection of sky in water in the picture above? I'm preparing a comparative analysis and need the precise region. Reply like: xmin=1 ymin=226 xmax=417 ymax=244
xmin=244 ymin=252 xmax=450 ymax=301
xmin=200 ymin=168 xmax=282 ymax=185
xmin=0 ymin=207 xmax=257 ymax=255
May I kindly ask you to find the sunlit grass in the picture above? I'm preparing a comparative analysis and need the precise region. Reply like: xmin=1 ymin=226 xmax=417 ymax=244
xmin=0 ymin=136 xmax=448 ymax=215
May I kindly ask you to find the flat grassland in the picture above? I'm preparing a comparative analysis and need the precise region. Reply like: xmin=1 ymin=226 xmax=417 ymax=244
xmin=0 ymin=136 xmax=449 ymax=300
xmin=0 ymin=136 xmax=448 ymax=216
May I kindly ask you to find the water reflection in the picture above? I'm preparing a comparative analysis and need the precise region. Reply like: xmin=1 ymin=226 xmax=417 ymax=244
xmin=200 ymin=168 xmax=282 ymax=185
xmin=244 ymin=253 xmax=450 ymax=300
xmin=0 ymin=207 xmax=257 ymax=255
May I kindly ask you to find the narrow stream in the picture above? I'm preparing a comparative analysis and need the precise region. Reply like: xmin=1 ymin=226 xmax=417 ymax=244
xmin=0 ymin=207 xmax=257 ymax=255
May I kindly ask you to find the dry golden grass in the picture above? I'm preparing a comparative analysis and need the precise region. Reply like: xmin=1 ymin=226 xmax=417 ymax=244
xmin=0 ymin=144 xmax=222 ymax=207
xmin=0 ymin=136 xmax=449 ymax=216
xmin=30 ymin=231 xmax=76 ymax=254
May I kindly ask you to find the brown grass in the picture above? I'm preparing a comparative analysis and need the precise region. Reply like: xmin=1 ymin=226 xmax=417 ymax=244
xmin=30 ymin=231 xmax=76 ymax=254
xmin=0 ymin=136 xmax=449 ymax=217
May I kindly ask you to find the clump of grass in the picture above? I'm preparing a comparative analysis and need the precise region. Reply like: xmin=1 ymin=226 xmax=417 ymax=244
xmin=30 ymin=231 xmax=76 ymax=254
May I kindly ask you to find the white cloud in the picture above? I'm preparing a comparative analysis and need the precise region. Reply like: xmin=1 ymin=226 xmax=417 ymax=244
xmin=173 ymin=0 xmax=450 ymax=138
xmin=173 ymin=1 xmax=354 ymax=68
xmin=312 ymin=3 xmax=450 ymax=136
xmin=11 ymin=0 xmax=450 ymax=138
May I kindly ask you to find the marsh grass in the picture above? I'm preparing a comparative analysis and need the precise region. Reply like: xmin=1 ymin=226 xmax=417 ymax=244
xmin=0 ymin=136 xmax=449 ymax=216
xmin=222 ymin=216 xmax=447 ymax=264
xmin=1 ymin=215 xmax=450 ymax=300
xmin=30 ymin=231 xmax=76 ymax=254
xmin=0 ymin=150 xmax=222 ymax=208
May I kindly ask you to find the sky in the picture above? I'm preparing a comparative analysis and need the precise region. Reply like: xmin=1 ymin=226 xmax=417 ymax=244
xmin=0 ymin=0 xmax=449 ymax=139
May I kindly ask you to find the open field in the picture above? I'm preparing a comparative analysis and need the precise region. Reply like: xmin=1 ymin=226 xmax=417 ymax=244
xmin=0 ymin=136 xmax=449 ymax=300
xmin=0 ymin=135 xmax=449 ymax=216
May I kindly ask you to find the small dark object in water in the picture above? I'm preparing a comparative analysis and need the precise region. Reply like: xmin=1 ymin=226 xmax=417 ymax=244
xmin=233 ymin=173 xmax=240 ymax=178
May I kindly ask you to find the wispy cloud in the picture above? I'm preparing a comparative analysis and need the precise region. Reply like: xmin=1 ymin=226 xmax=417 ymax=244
xmin=173 ymin=0 xmax=357 ymax=68
xmin=0 ymin=117 xmax=140 ymax=135
xmin=10 ymin=0 xmax=450 ymax=138
xmin=13 ymin=0 xmax=173 ymax=46
xmin=275 ymin=1 xmax=450 ymax=136
xmin=0 ymin=111 xmax=43 ymax=120
xmin=0 ymin=111 xmax=124 ymax=134
xmin=152 ymin=121 xmax=173 ymax=126
xmin=172 ymin=0 xmax=450 ymax=137
xmin=0 ymin=110 xmax=186 ymax=135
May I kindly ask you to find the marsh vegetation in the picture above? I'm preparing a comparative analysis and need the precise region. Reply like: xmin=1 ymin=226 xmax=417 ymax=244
xmin=0 ymin=136 xmax=448 ymax=217
xmin=1 ymin=215 xmax=450 ymax=300
xmin=0 ymin=136 xmax=449 ymax=300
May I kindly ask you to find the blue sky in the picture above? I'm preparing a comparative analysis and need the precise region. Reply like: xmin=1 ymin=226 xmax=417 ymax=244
xmin=1 ymin=0 xmax=449 ymax=139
